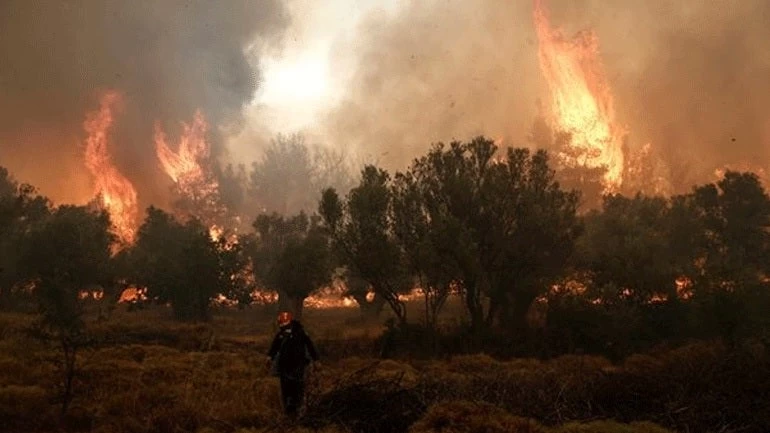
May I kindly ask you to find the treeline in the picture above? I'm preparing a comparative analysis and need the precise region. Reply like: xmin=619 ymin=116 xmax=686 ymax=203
xmin=2 ymin=135 xmax=770 ymax=358
xmin=321 ymin=137 xmax=770 ymax=358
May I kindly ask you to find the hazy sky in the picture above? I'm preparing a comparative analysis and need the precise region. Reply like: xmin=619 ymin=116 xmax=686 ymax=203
xmin=2 ymin=0 xmax=770 ymax=205
xmin=229 ymin=0 xmax=404 ymax=163
xmin=237 ymin=0 xmax=770 ymax=188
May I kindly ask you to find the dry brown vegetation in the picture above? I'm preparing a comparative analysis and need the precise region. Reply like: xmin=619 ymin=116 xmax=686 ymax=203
xmin=1 ymin=304 xmax=767 ymax=433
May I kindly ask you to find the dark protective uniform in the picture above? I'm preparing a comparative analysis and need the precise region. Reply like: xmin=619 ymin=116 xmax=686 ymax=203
xmin=267 ymin=320 xmax=319 ymax=416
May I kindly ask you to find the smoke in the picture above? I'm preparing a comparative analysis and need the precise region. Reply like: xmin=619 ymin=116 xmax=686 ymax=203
xmin=322 ymin=0 xmax=770 ymax=191
xmin=0 ymin=0 xmax=289 ymax=206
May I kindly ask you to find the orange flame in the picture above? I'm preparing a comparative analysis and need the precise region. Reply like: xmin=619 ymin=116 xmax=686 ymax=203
xmin=154 ymin=110 xmax=220 ymax=219
xmin=533 ymin=0 xmax=625 ymax=192
xmin=83 ymin=91 xmax=139 ymax=246
xmin=155 ymin=110 xmax=211 ymax=187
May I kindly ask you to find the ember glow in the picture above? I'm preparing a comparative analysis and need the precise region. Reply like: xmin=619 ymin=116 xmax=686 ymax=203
xmin=533 ymin=0 xmax=626 ymax=192
xmin=83 ymin=91 xmax=139 ymax=246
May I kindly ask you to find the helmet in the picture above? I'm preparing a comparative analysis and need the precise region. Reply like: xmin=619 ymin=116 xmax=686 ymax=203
xmin=277 ymin=311 xmax=292 ymax=327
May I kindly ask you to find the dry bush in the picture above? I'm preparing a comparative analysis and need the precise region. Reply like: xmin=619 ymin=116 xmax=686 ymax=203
xmin=302 ymin=361 xmax=425 ymax=433
xmin=78 ymin=345 xmax=285 ymax=432
xmin=413 ymin=343 xmax=770 ymax=432
xmin=409 ymin=400 xmax=545 ymax=433
xmin=0 ymin=384 xmax=55 ymax=431
xmin=3 ymin=308 xmax=769 ymax=433
xmin=553 ymin=420 xmax=676 ymax=433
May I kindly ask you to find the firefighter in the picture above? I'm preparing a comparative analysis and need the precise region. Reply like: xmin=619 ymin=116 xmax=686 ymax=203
xmin=266 ymin=311 xmax=320 ymax=417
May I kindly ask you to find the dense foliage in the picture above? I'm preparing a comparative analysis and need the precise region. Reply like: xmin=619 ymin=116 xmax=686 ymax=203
xmin=2 ymin=132 xmax=770 ymax=431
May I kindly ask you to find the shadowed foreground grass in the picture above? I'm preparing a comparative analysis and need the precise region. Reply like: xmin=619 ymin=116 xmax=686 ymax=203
xmin=1 ymin=305 xmax=767 ymax=433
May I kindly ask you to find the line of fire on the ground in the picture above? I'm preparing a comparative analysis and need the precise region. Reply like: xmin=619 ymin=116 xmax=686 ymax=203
xmin=75 ymin=276 xmax=697 ymax=311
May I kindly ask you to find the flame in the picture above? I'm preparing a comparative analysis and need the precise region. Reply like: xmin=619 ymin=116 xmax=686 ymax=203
xmin=714 ymin=162 xmax=769 ymax=187
xmin=118 ymin=286 xmax=148 ymax=303
xmin=154 ymin=110 xmax=221 ymax=222
xmin=209 ymin=224 xmax=224 ymax=242
xmin=155 ymin=110 xmax=209 ymax=186
xmin=533 ymin=0 xmax=625 ymax=192
xmin=303 ymin=293 xmax=358 ymax=309
xmin=623 ymin=143 xmax=673 ymax=196
xmin=83 ymin=91 xmax=139 ymax=246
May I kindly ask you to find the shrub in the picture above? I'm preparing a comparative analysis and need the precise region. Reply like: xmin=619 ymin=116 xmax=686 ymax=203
xmin=409 ymin=400 xmax=545 ymax=433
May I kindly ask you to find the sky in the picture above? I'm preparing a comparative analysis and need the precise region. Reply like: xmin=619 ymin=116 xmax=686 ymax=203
xmin=2 ymin=0 xmax=770 ymax=206
xmin=229 ymin=0 xmax=404 ymax=163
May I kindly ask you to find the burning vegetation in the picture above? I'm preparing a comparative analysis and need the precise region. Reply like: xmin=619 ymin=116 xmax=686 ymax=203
xmin=2 ymin=1 xmax=770 ymax=432
xmin=83 ymin=91 xmax=139 ymax=247
xmin=154 ymin=111 xmax=226 ymax=226
xmin=533 ymin=0 xmax=626 ymax=192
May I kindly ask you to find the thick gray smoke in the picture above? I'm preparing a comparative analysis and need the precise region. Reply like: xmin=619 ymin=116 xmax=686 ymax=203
xmin=323 ymin=0 xmax=770 ymax=192
xmin=0 ymin=0 xmax=288 ymax=206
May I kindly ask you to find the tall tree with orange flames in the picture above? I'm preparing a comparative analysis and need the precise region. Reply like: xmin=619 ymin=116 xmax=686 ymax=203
xmin=83 ymin=91 xmax=139 ymax=247
xmin=154 ymin=111 xmax=226 ymax=227
xmin=533 ymin=0 xmax=626 ymax=193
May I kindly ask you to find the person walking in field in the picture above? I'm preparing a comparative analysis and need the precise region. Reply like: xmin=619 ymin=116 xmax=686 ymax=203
xmin=266 ymin=311 xmax=320 ymax=418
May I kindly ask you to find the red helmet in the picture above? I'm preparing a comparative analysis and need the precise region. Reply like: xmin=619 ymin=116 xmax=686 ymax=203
xmin=277 ymin=311 xmax=292 ymax=327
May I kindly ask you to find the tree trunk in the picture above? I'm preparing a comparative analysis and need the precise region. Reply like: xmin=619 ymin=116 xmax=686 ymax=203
xmin=464 ymin=281 xmax=484 ymax=333
xmin=277 ymin=290 xmax=293 ymax=312
xmin=276 ymin=291 xmax=306 ymax=320
xmin=351 ymin=291 xmax=386 ymax=319
xmin=504 ymin=291 xmax=538 ymax=332
xmin=378 ymin=288 xmax=407 ymax=326
xmin=290 ymin=296 xmax=305 ymax=321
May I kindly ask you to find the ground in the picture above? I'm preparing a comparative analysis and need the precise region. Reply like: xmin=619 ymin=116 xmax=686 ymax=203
xmin=0 ymin=301 xmax=766 ymax=433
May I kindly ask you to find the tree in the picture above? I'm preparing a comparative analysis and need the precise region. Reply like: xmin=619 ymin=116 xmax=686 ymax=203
xmin=337 ymin=267 xmax=386 ymax=318
xmin=128 ymin=207 xmax=235 ymax=321
xmin=528 ymin=116 xmax=606 ymax=212
xmin=249 ymin=133 xmax=357 ymax=216
xmin=320 ymin=167 xmax=412 ymax=325
xmin=19 ymin=205 xmax=115 ymax=415
xmin=407 ymin=137 xmax=580 ymax=332
xmin=247 ymin=212 xmax=333 ymax=320
xmin=391 ymin=171 xmax=455 ymax=328
xmin=686 ymin=171 xmax=770 ymax=342
xmin=690 ymin=171 xmax=770 ymax=290
xmin=249 ymin=134 xmax=317 ymax=215
xmin=0 ymin=167 xmax=50 ymax=309
xmin=576 ymin=194 xmax=687 ymax=304
xmin=215 ymin=162 xmax=249 ymax=229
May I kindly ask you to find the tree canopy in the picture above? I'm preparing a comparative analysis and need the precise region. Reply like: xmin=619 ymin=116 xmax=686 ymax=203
xmin=246 ymin=212 xmax=333 ymax=319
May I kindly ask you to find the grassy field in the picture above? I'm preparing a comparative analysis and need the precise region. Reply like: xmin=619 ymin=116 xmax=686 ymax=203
xmin=1 ymin=302 xmax=767 ymax=433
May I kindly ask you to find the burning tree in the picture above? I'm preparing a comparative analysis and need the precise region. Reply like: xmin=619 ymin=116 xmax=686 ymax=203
xmin=155 ymin=111 xmax=228 ymax=228
xmin=83 ymin=90 xmax=140 ymax=247
xmin=529 ymin=115 xmax=607 ymax=212
xmin=533 ymin=0 xmax=626 ymax=193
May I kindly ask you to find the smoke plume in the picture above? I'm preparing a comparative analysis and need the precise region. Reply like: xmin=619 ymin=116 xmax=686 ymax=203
xmin=323 ymin=0 xmax=770 ymax=192
xmin=0 ymin=0 xmax=288 ymax=206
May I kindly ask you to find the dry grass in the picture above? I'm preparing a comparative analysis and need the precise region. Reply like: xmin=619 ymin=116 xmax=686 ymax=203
xmin=1 ymin=305 xmax=767 ymax=433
